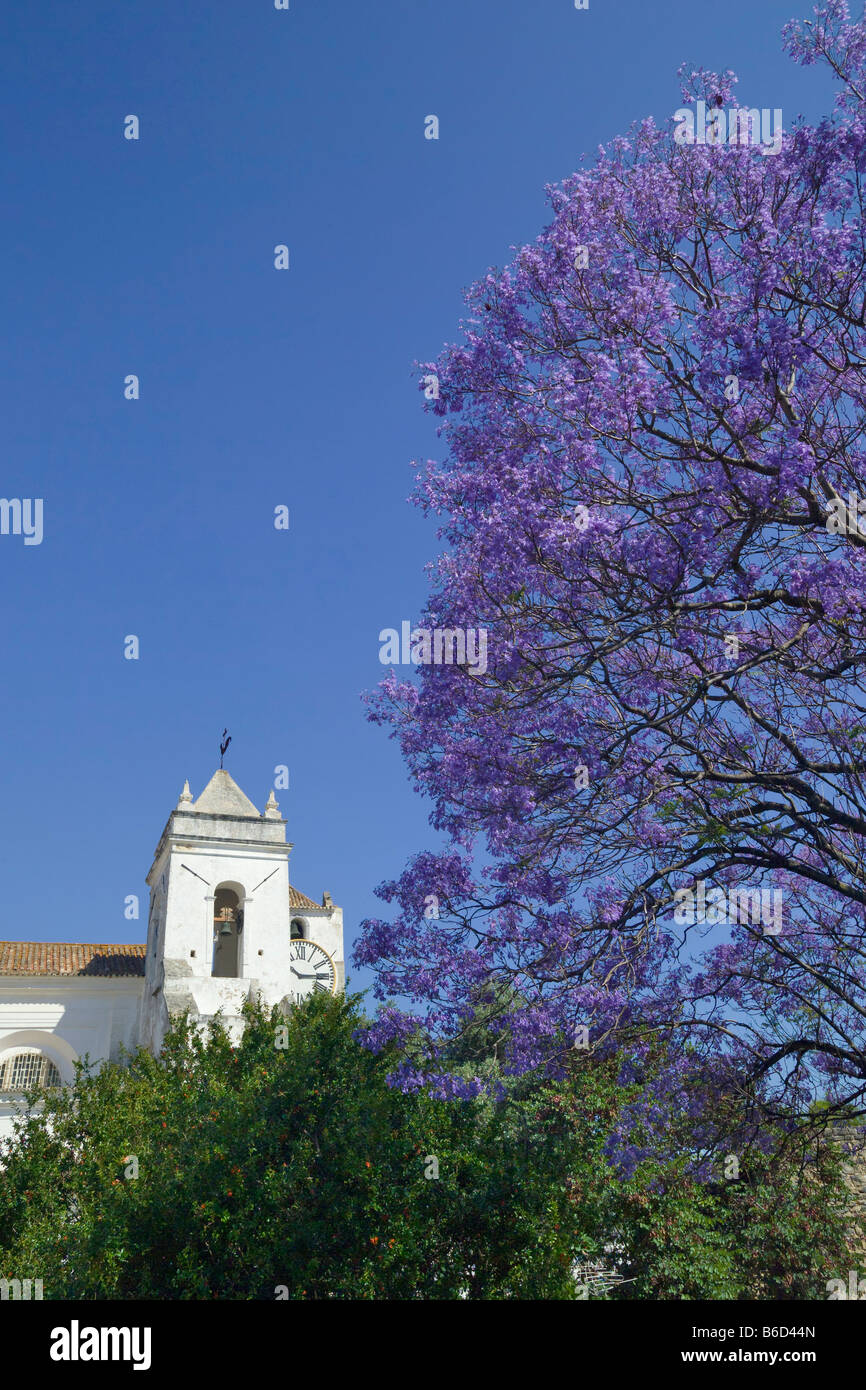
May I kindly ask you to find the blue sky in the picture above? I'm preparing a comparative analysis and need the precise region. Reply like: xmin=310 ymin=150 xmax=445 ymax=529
xmin=0 ymin=0 xmax=840 ymax=998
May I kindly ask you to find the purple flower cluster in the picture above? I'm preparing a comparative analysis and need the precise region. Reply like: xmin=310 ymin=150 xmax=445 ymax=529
xmin=355 ymin=5 xmax=866 ymax=1138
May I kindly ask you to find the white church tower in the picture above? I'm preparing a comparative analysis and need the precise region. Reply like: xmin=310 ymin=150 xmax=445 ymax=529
xmin=0 ymin=766 xmax=345 ymax=1144
xmin=139 ymin=769 xmax=345 ymax=1052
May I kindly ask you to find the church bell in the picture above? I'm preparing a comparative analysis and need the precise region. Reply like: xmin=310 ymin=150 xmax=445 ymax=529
xmin=216 ymin=907 xmax=235 ymax=937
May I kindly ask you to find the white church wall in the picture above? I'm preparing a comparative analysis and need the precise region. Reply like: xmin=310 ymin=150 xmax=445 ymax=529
xmin=155 ymin=836 xmax=292 ymax=990
xmin=0 ymin=978 xmax=141 ymax=1145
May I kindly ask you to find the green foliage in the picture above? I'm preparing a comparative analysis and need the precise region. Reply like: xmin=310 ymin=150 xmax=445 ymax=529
xmin=0 ymin=996 xmax=856 ymax=1300
xmin=0 ymin=995 xmax=582 ymax=1299
xmin=607 ymin=1137 xmax=853 ymax=1301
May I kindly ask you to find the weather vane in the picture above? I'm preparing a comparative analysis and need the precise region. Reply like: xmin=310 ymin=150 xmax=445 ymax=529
xmin=219 ymin=728 xmax=231 ymax=768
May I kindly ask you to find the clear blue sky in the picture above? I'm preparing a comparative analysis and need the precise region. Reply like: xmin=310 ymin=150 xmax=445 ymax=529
xmin=0 ymin=0 xmax=839 ymax=995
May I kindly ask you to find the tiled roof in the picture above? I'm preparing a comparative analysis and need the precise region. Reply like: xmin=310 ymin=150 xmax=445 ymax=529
xmin=0 ymin=942 xmax=147 ymax=978
xmin=290 ymin=886 xmax=325 ymax=911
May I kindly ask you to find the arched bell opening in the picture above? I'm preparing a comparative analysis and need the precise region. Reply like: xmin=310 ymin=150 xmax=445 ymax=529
xmin=212 ymin=885 xmax=244 ymax=978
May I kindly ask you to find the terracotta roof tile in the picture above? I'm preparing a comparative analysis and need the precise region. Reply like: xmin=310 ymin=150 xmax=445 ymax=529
xmin=290 ymin=886 xmax=325 ymax=912
xmin=0 ymin=942 xmax=146 ymax=978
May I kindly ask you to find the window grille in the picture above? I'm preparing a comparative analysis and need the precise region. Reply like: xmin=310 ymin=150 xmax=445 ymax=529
xmin=0 ymin=1051 xmax=62 ymax=1093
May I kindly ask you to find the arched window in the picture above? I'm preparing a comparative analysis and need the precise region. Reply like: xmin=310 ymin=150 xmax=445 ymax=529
xmin=0 ymin=1050 xmax=62 ymax=1093
xmin=212 ymin=886 xmax=243 ymax=978
xmin=290 ymin=918 xmax=308 ymax=940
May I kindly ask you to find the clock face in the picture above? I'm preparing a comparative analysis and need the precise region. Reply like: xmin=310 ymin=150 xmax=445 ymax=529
xmin=287 ymin=940 xmax=337 ymax=1005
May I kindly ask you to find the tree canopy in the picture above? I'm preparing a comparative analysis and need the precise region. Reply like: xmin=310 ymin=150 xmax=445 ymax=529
xmin=357 ymin=3 xmax=866 ymax=1133
xmin=0 ymin=996 xmax=852 ymax=1299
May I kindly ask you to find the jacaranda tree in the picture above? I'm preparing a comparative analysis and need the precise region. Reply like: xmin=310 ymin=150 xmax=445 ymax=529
xmin=356 ymin=3 xmax=866 ymax=1140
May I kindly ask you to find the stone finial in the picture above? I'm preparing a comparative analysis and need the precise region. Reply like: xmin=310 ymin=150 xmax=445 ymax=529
xmin=264 ymin=789 xmax=281 ymax=819
xmin=178 ymin=779 xmax=194 ymax=807
xmin=322 ymin=890 xmax=334 ymax=909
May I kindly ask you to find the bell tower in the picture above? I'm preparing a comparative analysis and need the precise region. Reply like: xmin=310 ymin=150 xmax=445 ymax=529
xmin=140 ymin=768 xmax=339 ymax=1052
